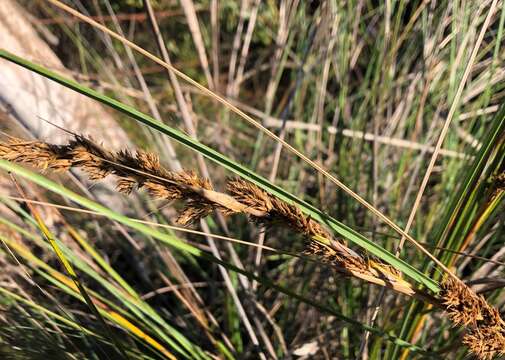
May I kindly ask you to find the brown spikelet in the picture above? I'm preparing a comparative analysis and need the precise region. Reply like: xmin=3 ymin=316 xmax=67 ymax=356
xmin=0 ymin=135 xmax=216 ymax=224
xmin=116 ymin=178 xmax=137 ymax=194
xmin=464 ymin=327 xmax=505 ymax=360
xmin=226 ymin=178 xmax=273 ymax=213
xmin=270 ymin=197 xmax=330 ymax=238
xmin=176 ymin=200 xmax=214 ymax=226
xmin=305 ymin=240 xmax=368 ymax=274
xmin=227 ymin=178 xmax=330 ymax=239
xmin=0 ymin=138 xmax=72 ymax=172
xmin=134 ymin=149 xmax=161 ymax=174
xmin=68 ymin=136 xmax=116 ymax=180
xmin=143 ymin=180 xmax=181 ymax=200
xmin=441 ymin=278 xmax=505 ymax=359
xmin=304 ymin=240 xmax=416 ymax=296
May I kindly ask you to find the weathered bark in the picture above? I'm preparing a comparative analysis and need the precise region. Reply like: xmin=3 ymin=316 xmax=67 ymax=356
xmin=0 ymin=0 xmax=129 ymax=147
xmin=0 ymin=0 xmax=132 ymax=211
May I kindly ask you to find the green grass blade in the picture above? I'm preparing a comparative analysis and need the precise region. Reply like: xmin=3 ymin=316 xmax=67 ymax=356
xmin=19 ymin=193 xmax=131 ymax=359
xmin=0 ymin=159 xmax=438 ymax=355
xmin=0 ymin=49 xmax=438 ymax=292
xmin=0 ymin=202 xmax=208 ymax=359
xmin=0 ymin=285 xmax=97 ymax=338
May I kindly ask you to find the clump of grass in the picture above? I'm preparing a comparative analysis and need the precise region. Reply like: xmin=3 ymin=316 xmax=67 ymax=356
xmin=2 ymin=0 xmax=503 ymax=358
xmin=440 ymin=278 xmax=505 ymax=360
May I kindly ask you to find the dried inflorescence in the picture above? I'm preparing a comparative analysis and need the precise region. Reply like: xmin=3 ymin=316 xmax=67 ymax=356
xmin=227 ymin=178 xmax=331 ymax=239
xmin=441 ymin=278 xmax=505 ymax=360
xmin=305 ymin=240 xmax=417 ymax=296
xmin=0 ymin=137 xmax=73 ymax=171
xmin=0 ymin=136 xmax=216 ymax=225
xmin=305 ymin=240 xmax=368 ymax=274
xmin=0 ymin=135 xmax=413 ymax=294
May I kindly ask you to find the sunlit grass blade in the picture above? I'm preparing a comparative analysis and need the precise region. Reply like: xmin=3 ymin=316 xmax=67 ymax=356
xmin=0 ymin=285 xmax=98 ymax=338
xmin=8 ymin=176 xmax=131 ymax=359
xmin=0 ymin=49 xmax=438 ymax=292
xmin=0 ymin=202 xmax=210 ymax=360
xmin=0 ymin=159 xmax=438 ymax=355
xmin=0 ymin=233 xmax=185 ymax=360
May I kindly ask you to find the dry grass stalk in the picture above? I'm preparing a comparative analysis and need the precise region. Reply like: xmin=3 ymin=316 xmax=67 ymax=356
xmin=0 ymin=135 xmax=416 ymax=297
xmin=440 ymin=278 xmax=505 ymax=360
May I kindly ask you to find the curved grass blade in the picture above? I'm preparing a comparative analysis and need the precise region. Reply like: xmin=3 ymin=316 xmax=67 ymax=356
xmin=8 ymin=177 xmax=131 ymax=359
xmin=0 ymin=233 xmax=185 ymax=360
xmin=0 ymin=160 xmax=439 ymax=356
xmin=0 ymin=205 xmax=210 ymax=360
xmin=0 ymin=49 xmax=438 ymax=292
xmin=0 ymin=285 xmax=97 ymax=338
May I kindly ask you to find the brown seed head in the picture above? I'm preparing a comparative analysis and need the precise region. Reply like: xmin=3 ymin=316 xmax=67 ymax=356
xmin=1 ymin=135 xmax=418 ymax=299
xmin=227 ymin=178 xmax=331 ymax=239
xmin=305 ymin=240 xmax=369 ymax=274
xmin=441 ymin=278 xmax=505 ymax=359
xmin=0 ymin=135 xmax=215 ymax=224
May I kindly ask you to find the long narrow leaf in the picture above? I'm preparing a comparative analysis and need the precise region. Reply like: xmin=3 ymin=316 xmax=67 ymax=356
xmin=0 ymin=49 xmax=439 ymax=292
xmin=0 ymin=159 xmax=438 ymax=355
